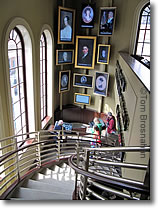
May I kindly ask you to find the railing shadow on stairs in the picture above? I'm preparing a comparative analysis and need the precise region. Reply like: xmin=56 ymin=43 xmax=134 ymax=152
xmin=0 ymin=130 xmax=150 ymax=200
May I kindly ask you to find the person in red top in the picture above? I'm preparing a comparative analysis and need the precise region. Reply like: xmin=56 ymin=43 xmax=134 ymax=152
xmin=91 ymin=124 xmax=101 ymax=147
xmin=105 ymin=112 xmax=116 ymax=137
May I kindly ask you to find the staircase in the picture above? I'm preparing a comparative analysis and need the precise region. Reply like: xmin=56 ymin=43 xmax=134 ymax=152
xmin=7 ymin=162 xmax=75 ymax=200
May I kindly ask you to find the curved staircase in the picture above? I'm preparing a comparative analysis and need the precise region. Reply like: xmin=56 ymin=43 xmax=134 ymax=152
xmin=7 ymin=162 xmax=75 ymax=200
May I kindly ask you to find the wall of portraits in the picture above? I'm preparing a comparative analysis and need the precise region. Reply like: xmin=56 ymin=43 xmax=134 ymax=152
xmin=56 ymin=2 xmax=117 ymax=111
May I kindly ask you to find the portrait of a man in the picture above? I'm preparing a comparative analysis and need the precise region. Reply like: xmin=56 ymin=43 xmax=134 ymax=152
xmin=58 ymin=7 xmax=75 ymax=44
xmin=99 ymin=7 xmax=116 ymax=36
xmin=97 ymin=44 xmax=110 ymax=64
xmin=75 ymin=36 xmax=96 ymax=69
xmin=56 ymin=50 xmax=74 ymax=65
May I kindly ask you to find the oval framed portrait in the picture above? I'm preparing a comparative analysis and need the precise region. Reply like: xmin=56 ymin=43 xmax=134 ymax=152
xmin=82 ymin=6 xmax=94 ymax=24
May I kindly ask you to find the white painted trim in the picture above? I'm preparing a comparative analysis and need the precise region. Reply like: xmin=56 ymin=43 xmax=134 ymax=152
xmin=129 ymin=0 xmax=150 ymax=54
xmin=2 ymin=17 xmax=36 ymax=134
xmin=40 ymin=25 xmax=55 ymax=125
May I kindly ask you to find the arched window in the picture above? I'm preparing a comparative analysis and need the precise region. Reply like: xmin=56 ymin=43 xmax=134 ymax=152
xmin=134 ymin=3 xmax=150 ymax=67
xmin=8 ymin=27 xmax=29 ymax=144
xmin=40 ymin=32 xmax=47 ymax=121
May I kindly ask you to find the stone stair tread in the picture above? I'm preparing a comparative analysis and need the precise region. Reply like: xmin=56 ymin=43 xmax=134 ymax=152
xmin=22 ymin=178 xmax=75 ymax=192
xmin=11 ymin=187 xmax=73 ymax=200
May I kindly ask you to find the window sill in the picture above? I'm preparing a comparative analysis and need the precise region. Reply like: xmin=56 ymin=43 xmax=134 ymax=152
xmin=119 ymin=52 xmax=150 ymax=92
xmin=41 ymin=116 xmax=52 ymax=129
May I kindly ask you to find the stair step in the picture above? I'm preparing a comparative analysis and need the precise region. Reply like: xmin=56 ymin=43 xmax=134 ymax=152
xmin=11 ymin=187 xmax=73 ymax=200
xmin=22 ymin=179 xmax=75 ymax=193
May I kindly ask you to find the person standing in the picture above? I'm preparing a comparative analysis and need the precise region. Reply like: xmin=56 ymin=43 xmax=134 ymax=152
xmin=105 ymin=112 xmax=116 ymax=137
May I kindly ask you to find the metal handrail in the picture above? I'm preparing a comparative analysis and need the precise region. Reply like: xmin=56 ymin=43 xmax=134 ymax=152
xmin=0 ymin=130 xmax=150 ymax=200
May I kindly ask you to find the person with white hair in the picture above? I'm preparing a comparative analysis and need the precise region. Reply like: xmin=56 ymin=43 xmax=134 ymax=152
xmin=54 ymin=120 xmax=64 ymax=131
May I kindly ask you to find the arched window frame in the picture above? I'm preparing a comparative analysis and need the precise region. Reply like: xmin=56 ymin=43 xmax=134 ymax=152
xmin=40 ymin=32 xmax=48 ymax=122
xmin=8 ymin=27 xmax=29 ymax=144
xmin=133 ymin=2 xmax=150 ymax=68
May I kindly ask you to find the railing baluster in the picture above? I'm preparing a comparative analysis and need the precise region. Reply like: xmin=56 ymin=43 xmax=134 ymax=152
xmin=82 ymin=149 xmax=90 ymax=200
xmin=57 ymin=131 xmax=61 ymax=159
xmin=36 ymin=132 xmax=41 ymax=167
xmin=15 ymin=137 xmax=20 ymax=181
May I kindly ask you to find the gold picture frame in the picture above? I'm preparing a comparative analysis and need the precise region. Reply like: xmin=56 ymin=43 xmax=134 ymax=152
xmin=73 ymin=73 xmax=93 ymax=88
xmin=97 ymin=44 xmax=111 ymax=64
xmin=59 ymin=70 xmax=71 ymax=93
xmin=74 ymin=36 xmax=97 ymax=69
xmin=56 ymin=49 xmax=74 ymax=65
xmin=58 ymin=6 xmax=76 ymax=44
xmin=74 ymin=93 xmax=91 ymax=105
xmin=98 ymin=7 xmax=116 ymax=36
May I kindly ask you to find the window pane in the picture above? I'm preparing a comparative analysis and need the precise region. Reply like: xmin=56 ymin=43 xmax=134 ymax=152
xmin=145 ymin=30 xmax=150 ymax=42
xmin=43 ymin=61 xmax=45 ymax=72
xmin=8 ymin=50 xmax=17 ymax=68
xmin=43 ymin=73 xmax=45 ymax=85
xmin=41 ymin=108 xmax=43 ymax=120
xmin=20 ymin=83 xmax=24 ymax=98
xmin=14 ymin=116 xmax=22 ymax=134
xmin=143 ymin=43 xmax=150 ymax=56
xmin=40 ymin=47 xmax=43 ymax=60
xmin=22 ymin=113 xmax=26 ymax=127
xmin=136 ymin=43 xmax=143 ymax=55
xmin=18 ymin=49 xmax=23 ymax=66
xmin=21 ymin=98 xmax=25 ymax=113
xmin=42 ymin=85 xmax=45 ymax=96
xmin=17 ymin=41 xmax=22 ymax=49
xmin=8 ymin=40 xmax=16 ymax=50
xmin=13 ymin=102 xmax=20 ymax=120
xmin=11 ymin=85 xmax=19 ymax=104
xmin=19 ymin=67 xmax=24 ymax=83
xmin=138 ymin=30 xmax=145 ymax=42
xmin=10 ymin=68 xmax=18 ymax=87
xmin=140 ymin=15 xmax=147 ymax=29
xmin=43 ymin=49 xmax=45 ymax=59
xmin=40 ymin=61 xmax=43 ymax=73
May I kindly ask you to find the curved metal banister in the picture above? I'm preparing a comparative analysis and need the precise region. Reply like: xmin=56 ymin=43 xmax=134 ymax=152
xmin=68 ymin=154 xmax=149 ymax=195
xmin=0 ymin=130 xmax=150 ymax=200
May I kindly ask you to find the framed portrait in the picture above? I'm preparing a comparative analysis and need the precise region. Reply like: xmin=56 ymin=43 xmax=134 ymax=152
xmin=98 ymin=7 xmax=116 ymax=36
xmin=59 ymin=70 xmax=70 ymax=93
xmin=75 ymin=36 xmax=97 ymax=69
xmin=73 ymin=73 xmax=93 ymax=88
xmin=56 ymin=50 xmax=74 ymax=65
xmin=94 ymin=71 xmax=109 ymax=97
xmin=97 ymin=44 xmax=111 ymax=64
xmin=81 ymin=3 xmax=95 ymax=28
xmin=74 ymin=93 xmax=91 ymax=105
xmin=58 ymin=6 xmax=75 ymax=44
